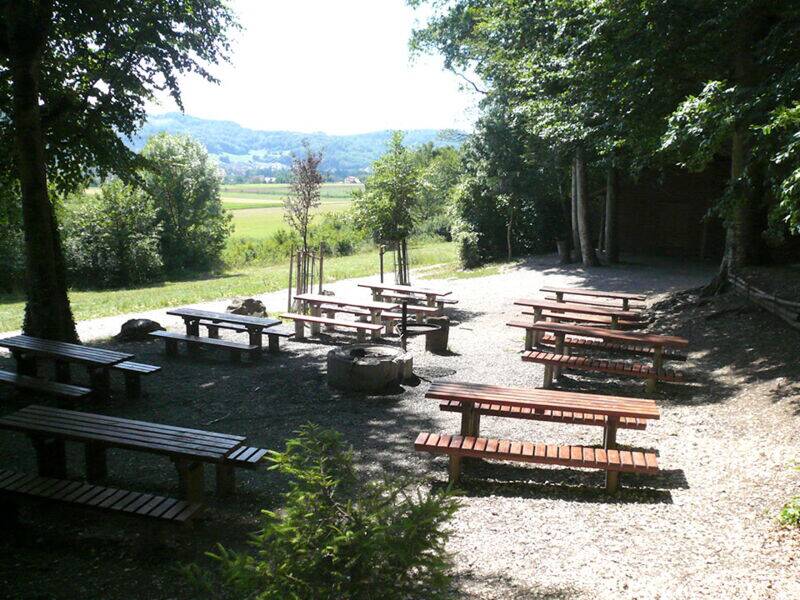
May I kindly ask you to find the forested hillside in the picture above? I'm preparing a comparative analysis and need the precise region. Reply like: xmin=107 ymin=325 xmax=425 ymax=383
xmin=128 ymin=113 xmax=463 ymax=181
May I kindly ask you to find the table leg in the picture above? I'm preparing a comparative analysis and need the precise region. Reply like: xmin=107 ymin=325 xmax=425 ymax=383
xmin=175 ymin=459 xmax=205 ymax=503
xmin=14 ymin=351 xmax=37 ymax=377
xmin=248 ymin=330 xmax=263 ymax=359
xmin=54 ymin=360 xmax=71 ymax=383
xmin=268 ymin=333 xmax=280 ymax=353
xmin=611 ymin=315 xmax=619 ymax=330
xmin=207 ymin=324 xmax=220 ymax=339
xmin=294 ymin=319 xmax=305 ymax=340
xmin=533 ymin=308 xmax=543 ymax=345
xmin=604 ymin=416 xmax=620 ymax=493
xmin=426 ymin=295 xmax=436 ymax=307
xmin=646 ymin=345 xmax=664 ymax=395
xmin=324 ymin=310 xmax=336 ymax=331
xmin=85 ymin=443 xmax=108 ymax=482
xmin=525 ymin=328 xmax=534 ymax=351
xmin=555 ymin=292 xmax=564 ymax=303
xmin=370 ymin=310 xmax=380 ymax=340
xmin=186 ymin=318 xmax=200 ymax=337
xmin=310 ymin=304 xmax=321 ymax=336
xmin=622 ymin=298 xmax=629 ymax=311
xmin=554 ymin=332 xmax=566 ymax=380
xmin=31 ymin=436 xmax=67 ymax=479
xmin=88 ymin=367 xmax=111 ymax=399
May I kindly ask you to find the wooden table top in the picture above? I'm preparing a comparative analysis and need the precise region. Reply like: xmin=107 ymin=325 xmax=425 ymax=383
xmin=295 ymin=293 xmax=399 ymax=311
xmin=0 ymin=405 xmax=245 ymax=462
xmin=540 ymin=286 xmax=646 ymax=301
xmin=426 ymin=381 xmax=660 ymax=420
xmin=0 ymin=335 xmax=133 ymax=367
xmin=357 ymin=282 xmax=452 ymax=297
xmin=514 ymin=298 xmax=644 ymax=320
xmin=509 ymin=320 xmax=689 ymax=348
xmin=166 ymin=308 xmax=281 ymax=329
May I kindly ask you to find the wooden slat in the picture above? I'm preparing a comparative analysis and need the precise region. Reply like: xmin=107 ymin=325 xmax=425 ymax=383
xmin=150 ymin=331 xmax=258 ymax=351
xmin=413 ymin=433 xmax=659 ymax=474
xmin=521 ymin=352 xmax=685 ymax=383
xmin=539 ymin=286 xmax=646 ymax=301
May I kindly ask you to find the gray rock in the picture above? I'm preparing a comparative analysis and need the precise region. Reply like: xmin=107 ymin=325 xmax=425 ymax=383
xmin=115 ymin=319 xmax=164 ymax=341
xmin=226 ymin=298 xmax=267 ymax=317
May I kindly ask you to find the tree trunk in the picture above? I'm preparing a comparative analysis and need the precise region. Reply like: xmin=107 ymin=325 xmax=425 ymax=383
xmin=570 ymin=161 xmax=580 ymax=261
xmin=575 ymin=149 xmax=600 ymax=267
xmin=604 ymin=166 xmax=619 ymax=263
xmin=7 ymin=1 xmax=78 ymax=341
xmin=728 ymin=126 xmax=757 ymax=270
xmin=506 ymin=206 xmax=514 ymax=261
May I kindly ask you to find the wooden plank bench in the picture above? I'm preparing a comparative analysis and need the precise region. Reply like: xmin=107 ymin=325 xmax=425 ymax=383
xmin=201 ymin=322 xmax=294 ymax=353
xmin=149 ymin=331 xmax=259 ymax=362
xmin=0 ymin=369 xmax=92 ymax=402
xmin=522 ymin=310 xmax=642 ymax=330
xmin=540 ymin=286 xmax=646 ymax=311
xmin=0 ymin=469 xmax=202 ymax=529
xmin=280 ymin=313 xmax=384 ymax=343
xmin=417 ymin=381 xmax=661 ymax=492
xmin=523 ymin=350 xmax=685 ymax=385
xmin=544 ymin=295 xmax=645 ymax=311
xmin=538 ymin=332 xmax=687 ymax=361
xmin=0 ymin=405 xmax=246 ymax=502
xmin=111 ymin=362 xmax=161 ymax=399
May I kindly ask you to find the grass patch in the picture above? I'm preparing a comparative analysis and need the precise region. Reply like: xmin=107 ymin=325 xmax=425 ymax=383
xmin=0 ymin=242 xmax=457 ymax=332
xmin=230 ymin=203 xmax=351 ymax=240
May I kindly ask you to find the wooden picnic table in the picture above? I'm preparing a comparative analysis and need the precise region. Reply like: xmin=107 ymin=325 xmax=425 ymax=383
xmin=420 ymin=381 xmax=660 ymax=492
xmin=357 ymin=282 xmax=452 ymax=307
xmin=295 ymin=293 xmax=400 ymax=336
xmin=167 ymin=308 xmax=281 ymax=348
xmin=519 ymin=321 xmax=688 ymax=391
xmin=514 ymin=298 xmax=644 ymax=328
xmin=540 ymin=286 xmax=646 ymax=310
xmin=0 ymin=404 xmax=245 ymax=502
xmin=0 ymin=335 xmax=134 ymax=398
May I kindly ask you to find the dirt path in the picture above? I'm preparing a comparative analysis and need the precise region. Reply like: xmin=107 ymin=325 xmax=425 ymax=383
xmin=1 ymin=255 xmax=799 ymax=599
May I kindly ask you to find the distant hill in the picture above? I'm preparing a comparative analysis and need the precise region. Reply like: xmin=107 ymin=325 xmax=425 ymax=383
xmin=130 ymin=113 xmax=465 ymax=181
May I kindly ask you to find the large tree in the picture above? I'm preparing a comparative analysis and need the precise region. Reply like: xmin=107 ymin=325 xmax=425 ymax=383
xmin=0 ymin=0 xmax=236 ymax=340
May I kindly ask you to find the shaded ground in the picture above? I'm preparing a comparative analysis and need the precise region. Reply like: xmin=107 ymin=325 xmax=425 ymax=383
xmin=1 ymin=254 xmax=799 ymax=599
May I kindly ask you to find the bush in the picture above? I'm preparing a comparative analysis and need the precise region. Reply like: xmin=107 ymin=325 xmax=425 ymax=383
xmin=779 ymin=497 xmax=800 ymax=527
xmin=141 ymin=133 xmax=232 ymax=273
xmin=188 ymin=425 xmax=458 ymax=600
xmin=60 ymin=181 xmax=163 ymax=288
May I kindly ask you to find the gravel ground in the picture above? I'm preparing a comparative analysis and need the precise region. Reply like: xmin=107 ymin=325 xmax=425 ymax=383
xmin=1 ymin=254 xmax=799 ymax=599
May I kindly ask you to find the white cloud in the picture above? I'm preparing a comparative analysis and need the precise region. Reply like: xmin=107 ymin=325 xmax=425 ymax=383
xmin=147 ymin=0 xmax=479 ymax=134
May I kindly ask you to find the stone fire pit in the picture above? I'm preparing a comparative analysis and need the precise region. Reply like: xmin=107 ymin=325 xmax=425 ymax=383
xmin=327 ymin=344 xmax=413 ymax=393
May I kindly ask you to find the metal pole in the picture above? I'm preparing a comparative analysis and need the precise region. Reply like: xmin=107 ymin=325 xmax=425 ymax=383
xmin=319 ymin=244 xmax=324 ymax=293
xmin=400 ymin=301 xmax=408 ymax=352
xmin=379 ymin=245 xmax=384 ymax=283
xmin=287 ymin=245 xmax=294 ymax=311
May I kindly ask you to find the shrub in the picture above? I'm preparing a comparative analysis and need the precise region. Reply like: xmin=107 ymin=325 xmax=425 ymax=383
xmin=60 ymin=181 xmax=163 ymax=288
xmin=779 ymin=497 xmax=800 ymax=527
xmin=140 ymin=133 xmax=232 ymax=273
xmin=188 ymin=424 xmax=458 ymax=600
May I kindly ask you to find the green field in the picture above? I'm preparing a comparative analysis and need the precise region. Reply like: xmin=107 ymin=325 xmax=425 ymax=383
xmin=0 ymin=242 xmax=457 ymax=332
xmin=221 ymin=183 xmax=359 ymax=239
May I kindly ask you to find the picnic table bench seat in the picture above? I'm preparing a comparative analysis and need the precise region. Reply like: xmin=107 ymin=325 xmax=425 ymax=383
xmin=522 ymin=350 xmax=685 ymax=383
xmin=523 ymin=310 xmax=642 ymax=330
xmin=538 ymin=332 xmax=687 ymax=361
xmin=0 ymin=469 xmax=202 ymax=527
xmin=414 ymin=432 xmax=659 ymax=475
xmin=200 ymin=321 xmax=294 ymax=352
xmin=149 ymin=331 xmax=259 ymax=362
xmin=438 ymin=399 xmax=648 ymax=430
xmin=111 ymin=361 xmax=161 ymax=398
xmin=280 ymin=312 xmax=384 ymax=342
xmin=0 ymin=369 xmax=92 ymax=402
xmin=224 ymin=446 xmax=268 ymax=469
xmin=544 ymin=294 xmax=645 ymax=311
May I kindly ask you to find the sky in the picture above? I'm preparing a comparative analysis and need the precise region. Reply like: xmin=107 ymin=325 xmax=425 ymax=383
xmin=147 ymin=0 xmax=479 ymax=135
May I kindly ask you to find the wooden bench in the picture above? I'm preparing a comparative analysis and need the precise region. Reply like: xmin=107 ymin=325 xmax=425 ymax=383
xmin=538 ymin=332 xmax=687 ymax=361
xmin=0 ymin=469 xmax=202 ymax=529
xmin=201 ymin=322 xmax=294 ymax=353
xmin=111 ymin=362 xmax=161 ymax=398
xmin=0 ymin=370 xmax=92 ymax=402
xmin=523 ymin=350 xmax=685 ymax=385
xmin=0 ymin=405 xmax=247 ymax=502
xmin=149 ymin=331 xmax=259 ymax=362
xmin=544 ymin=295 xmax=645 ymax=311
xmin=417 ymin=381 xmax=660 ymax=492
xmin=522 ymin=310 xmax=642 ymax=330
xmin=280 ymin=313 xmax=384 ymax=343
xmin=540 ymin=286 xmax=646 ymax=311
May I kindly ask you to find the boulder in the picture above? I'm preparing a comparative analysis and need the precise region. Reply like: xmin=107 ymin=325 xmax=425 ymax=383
xmin=226 ymin=298 xmax=267 ymax=317
xmin=115 ymin=319 xmax=164 ymax=341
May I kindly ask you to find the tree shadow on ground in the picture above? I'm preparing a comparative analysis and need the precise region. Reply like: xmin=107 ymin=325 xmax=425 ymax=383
xmin=454 ymin=572 xmax=580 ymax=600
